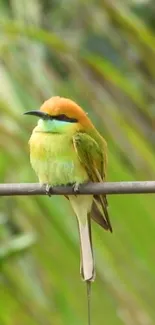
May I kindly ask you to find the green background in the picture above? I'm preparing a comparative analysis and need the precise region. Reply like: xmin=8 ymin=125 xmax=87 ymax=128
xmin=1 ymin=1 xmax=155 ymax=324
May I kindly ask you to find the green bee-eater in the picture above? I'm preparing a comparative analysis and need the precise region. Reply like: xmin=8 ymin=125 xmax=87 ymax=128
xmin=24 ymin=96 xmax=112 ymax=282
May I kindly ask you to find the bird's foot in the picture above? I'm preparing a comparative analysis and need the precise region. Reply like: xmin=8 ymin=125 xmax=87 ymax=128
xmin=45 ymin=184 xmax=52 ymax=197
xmin=72 ymin=182 xmax=80 ymax=194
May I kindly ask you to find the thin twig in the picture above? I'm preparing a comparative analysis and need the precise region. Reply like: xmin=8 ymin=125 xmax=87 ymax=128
xmin=0 ymin=181 xmax=155 ymax=196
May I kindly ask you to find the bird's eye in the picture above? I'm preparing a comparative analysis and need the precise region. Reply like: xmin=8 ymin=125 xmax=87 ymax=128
xmin=52 ymin=114 xmax=78 ymax=123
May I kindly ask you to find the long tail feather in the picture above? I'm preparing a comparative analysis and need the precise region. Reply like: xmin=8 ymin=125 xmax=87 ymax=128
xmin=69 ymin=195 xmax=94 ymax=282
xmin=78 ymin=213 xmax=94 ymax=281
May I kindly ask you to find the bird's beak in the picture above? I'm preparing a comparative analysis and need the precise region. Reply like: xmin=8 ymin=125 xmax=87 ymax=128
xmin=24 ymin=110 xmax=49 ymax=119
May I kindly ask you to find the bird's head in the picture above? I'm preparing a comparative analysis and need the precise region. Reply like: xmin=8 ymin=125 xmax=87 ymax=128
xmin=24 ymin=96 xmax=93 ymax=134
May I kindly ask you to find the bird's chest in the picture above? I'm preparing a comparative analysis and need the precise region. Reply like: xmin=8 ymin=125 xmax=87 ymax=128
xmin=29 ymin=132 xmax=88 ymax=185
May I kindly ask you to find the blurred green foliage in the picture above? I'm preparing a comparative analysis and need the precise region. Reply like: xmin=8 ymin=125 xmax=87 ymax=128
xmin=1 ymin=0 xmax=155 ymax=324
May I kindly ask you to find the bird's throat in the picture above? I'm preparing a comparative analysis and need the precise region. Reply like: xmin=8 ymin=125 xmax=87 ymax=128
xmin=37 ymin=118 xmax=75 ymax=134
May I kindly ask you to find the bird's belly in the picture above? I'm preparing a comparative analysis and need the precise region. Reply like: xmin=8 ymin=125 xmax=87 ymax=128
xmin=33 ymin=159 xmax=88 ymax=185
xmin=29 ymin=132 xmax=88 ymax=185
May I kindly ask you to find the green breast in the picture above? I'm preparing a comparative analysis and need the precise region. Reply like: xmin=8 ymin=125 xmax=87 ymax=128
xmin=29 ymin=131 xmax=88 ymax=185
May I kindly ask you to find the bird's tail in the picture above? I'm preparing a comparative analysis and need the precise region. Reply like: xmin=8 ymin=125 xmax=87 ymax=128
xmin=78 ymin=212 xmax=95 ymax=281
xmin=69 ymin=195 xmax=95 ymax=282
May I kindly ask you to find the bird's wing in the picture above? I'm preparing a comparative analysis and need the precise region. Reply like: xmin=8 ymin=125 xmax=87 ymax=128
xmin=73 ymin=132 xmax=112 ymax=232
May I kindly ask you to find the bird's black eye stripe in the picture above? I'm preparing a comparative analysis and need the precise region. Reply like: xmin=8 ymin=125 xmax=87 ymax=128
xmin=50 ymin=114 xmax=78 ymax=123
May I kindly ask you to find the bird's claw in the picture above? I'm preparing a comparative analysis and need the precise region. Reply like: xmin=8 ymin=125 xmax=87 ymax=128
xmin=45 ymin=184 xmax=52 ymax=197
xmin=72 ymin=183 xmax=80 ymax=194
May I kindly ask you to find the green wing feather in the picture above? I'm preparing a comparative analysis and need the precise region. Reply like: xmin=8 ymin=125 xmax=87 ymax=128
xmin=73 ymin=132 xmax=112 ymax=232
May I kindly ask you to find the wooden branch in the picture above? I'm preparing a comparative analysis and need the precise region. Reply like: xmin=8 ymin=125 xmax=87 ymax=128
xmin=0 ymin=181 xmax=155 ymax=196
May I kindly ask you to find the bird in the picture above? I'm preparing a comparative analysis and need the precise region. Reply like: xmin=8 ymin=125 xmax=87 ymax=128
xmin=24 ymin=96 xmax=112 ymax=283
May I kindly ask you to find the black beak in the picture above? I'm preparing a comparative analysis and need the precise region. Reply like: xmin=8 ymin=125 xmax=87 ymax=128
xmin=24 ymin=110 xmax=49 ymax=119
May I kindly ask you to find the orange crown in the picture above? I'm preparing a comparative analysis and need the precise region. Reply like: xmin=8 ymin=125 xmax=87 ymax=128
xmin=40 ymin=96 xmax=93 ymax=128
